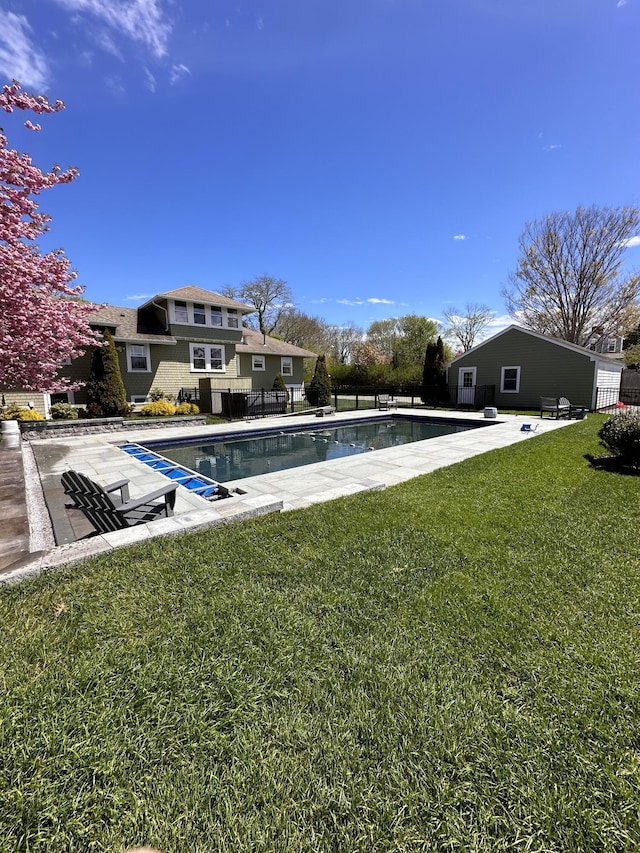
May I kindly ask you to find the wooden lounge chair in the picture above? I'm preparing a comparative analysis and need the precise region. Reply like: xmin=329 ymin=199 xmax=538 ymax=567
xmin=540 ymin=396 xmax=571 ymax=419
xmin=378 ymin=394 xmax=398 ymax=411
xmin=61 ymin=469 xmax=177 ymax=535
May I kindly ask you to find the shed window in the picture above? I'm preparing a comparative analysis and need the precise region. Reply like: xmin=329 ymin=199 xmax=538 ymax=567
xmin=501 ymin=366 xmax=520 ymax=393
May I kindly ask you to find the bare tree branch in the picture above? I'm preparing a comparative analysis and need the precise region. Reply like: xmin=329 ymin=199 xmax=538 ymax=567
xmin=502 ymin=205 xmax=640 ymax=345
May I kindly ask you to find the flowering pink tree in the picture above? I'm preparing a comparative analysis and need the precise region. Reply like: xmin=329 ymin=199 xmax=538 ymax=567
xmin=0 ymin=81 xmax=101 ymax=392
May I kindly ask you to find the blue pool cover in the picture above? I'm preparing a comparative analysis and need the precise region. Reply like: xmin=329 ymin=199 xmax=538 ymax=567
xmin=119 ymin=443 xmax=230 ymax=500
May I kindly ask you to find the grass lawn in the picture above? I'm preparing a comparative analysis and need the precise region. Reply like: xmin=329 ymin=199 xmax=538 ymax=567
xmin=2 ymin=417 xmax=640 ymax=852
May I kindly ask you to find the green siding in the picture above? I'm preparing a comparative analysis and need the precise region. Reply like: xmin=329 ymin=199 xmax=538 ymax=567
xmin=451 ymin=328 xmax=596 ymax=409
xmin=238 ymin=354 xmax=306 ymax=389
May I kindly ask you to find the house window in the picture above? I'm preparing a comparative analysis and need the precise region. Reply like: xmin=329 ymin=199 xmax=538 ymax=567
xmin=227 ymin=309 xmax=239 ymax=328
xmin=607 ymin=339 xmax=617 ymax=353
xmin=193 ymin=303 xmax=206 ymax=325
xmin=127 ymin=343 xmax=150 ymax=372
xmin=252 ymin=355 xmax=265 ymax=371
xmin=190 ymin=343 xmax=225 ymax=372
xmin=501 ymin=366 xmax=520 ymax=393
xmin=174 ymin=300 xmax=189 ymax=323
xmin=281 ymin=357 xmax=293 ymax=377
xmin=211 ymin=306 xmax=223 ymax=327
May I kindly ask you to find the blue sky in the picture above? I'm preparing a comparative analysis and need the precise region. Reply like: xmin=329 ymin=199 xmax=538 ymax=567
xmin=1 ymin=0 xmax=639 ymax=336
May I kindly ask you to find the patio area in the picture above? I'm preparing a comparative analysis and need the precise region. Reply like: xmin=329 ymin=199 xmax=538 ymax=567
xmin=0 ymin=408 xmax=576 ymax=584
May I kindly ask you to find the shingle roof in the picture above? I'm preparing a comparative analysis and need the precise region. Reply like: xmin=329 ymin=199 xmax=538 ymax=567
xmin=236 ymin=327 xmax=317 ymax=358
xmin=88 ymin=305 xmax=176 ymax=344
xmin=143 ymin=286 xmax=254 ymax=313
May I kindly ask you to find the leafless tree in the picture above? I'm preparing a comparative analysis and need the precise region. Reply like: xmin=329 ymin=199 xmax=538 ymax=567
xmin=502 ymin=205 xmax=640 ymax=345
xmin=443 ymin=303 xmax=495 ymax=352
xmin=326 ymin=322 xmax=364 ymax=363
xmin=223 ymin=275 xmax=293 ymax=335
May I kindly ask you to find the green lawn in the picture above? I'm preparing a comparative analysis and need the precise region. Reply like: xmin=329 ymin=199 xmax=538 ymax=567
xmin=2 ymin=417 xmax=640 ymax=852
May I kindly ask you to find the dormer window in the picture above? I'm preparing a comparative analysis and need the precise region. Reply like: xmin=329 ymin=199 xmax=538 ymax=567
xmin=211 ymin=306 xmax=223 ymax=327
xmin=174 ymin=301 xmax=188 ymax=323
xmin=227 ymin=309 xmax=239 ymax=328
xmin=193 ymin=303 xmax=206 ymax=325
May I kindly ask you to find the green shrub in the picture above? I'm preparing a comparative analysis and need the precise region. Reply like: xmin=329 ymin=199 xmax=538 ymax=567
xmin=140 ymin=400 xmax=177 ymax=417
xmin=598 ymin=412 xmax=640 ymax=468
xmin=85 ymin=329 xmax=129 ymax=417
xmin=17 ymin=408 xmax=45 ymax=421
xmin=272 ymin=372 xmax=290 ymax=402
xmin=49 ymin=402 xmax=79 ymax=421
xmin=306 ymin=355 xmax=332 ymax=407
xmin=1 ymin=404 xmax=44 ymax=421
xmin=2 ymin=404 xmax=23 ymax=420
xmin=175 ymin=402 xmax=200 ymax=415
xmin=149 ymin=387 xmax=175 ymax=403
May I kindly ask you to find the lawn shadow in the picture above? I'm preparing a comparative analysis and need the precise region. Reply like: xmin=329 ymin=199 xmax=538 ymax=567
xmin=584 ymin=454 xmax=640 ymax=476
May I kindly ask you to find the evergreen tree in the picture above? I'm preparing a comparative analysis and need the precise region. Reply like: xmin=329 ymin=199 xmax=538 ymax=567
xmin=85 ymin=329 xmax=128 ymax=417
xmin=421 ymin=336 xmax=447 ymax=405
xmin=272 ymin=372 xmax=290 ymax=402
xmin=306 ymin=355 xmax=332 ymax=407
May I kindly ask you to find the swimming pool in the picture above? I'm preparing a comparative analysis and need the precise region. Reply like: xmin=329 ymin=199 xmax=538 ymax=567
xmin=141 ymin=415 xmax=494 ymax=484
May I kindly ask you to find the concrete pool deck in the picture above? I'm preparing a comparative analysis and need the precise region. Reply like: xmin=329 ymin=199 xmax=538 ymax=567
xmin=0 ymin=408 xmax=575 ymax=584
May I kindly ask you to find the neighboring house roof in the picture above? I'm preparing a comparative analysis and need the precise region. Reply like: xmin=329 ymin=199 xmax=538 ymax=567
xmin=89 ymin=305 xmax=176 ymax=345
xmin=236 ymin=327 xmax=317 ymax=359
xmin=450 ymin=324 xmax=623 ymax=368
xmin=140 ymin=286 xmax=254 ymax=313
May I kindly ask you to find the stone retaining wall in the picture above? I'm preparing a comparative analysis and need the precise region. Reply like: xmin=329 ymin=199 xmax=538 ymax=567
xmin=18 ymin=415 xmax=208 ymax=440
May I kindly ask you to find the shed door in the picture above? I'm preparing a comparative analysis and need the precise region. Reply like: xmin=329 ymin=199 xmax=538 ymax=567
xmin=457 ymin=367 xmax=476 ymax=405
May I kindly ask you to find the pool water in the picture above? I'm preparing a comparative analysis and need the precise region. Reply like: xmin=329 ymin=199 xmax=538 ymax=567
xmin=146 ymin=416 xmax=489 ymax=484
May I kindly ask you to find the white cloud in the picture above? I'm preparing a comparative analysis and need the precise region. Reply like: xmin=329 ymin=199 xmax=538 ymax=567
xmin=52 ymin=0 xmax=172 ymax=58
xmin=169 ymin=63 xmax=190 ymax=84
xmin=623 ymin=235 xmax=640 ymax=248
xmin=0 ymin=12 xmax=49 ymax=89
xmin=617 ymin=0 xmax=629 ymax=7
xmin=453 ymin=234 xmax=467 ymax=241
xmin=256 ymin=16 xmax=264 ymax=30
xmin=367 ymin=298 xmax=394 ymax=305
xmin=143 ymin=66 xmax=156 ymax=92
xmin=125 ymin=292 xmax=153 ymax=301
xmin=337 ymin=298 xmax=365 ymax=306
xmin=543 ymin=143 xmax=562 ymax=151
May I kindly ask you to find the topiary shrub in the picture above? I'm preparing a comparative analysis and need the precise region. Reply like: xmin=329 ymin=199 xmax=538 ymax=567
xmin=272 ymin=372 xmax=290 ymax=402
xmin=85 ymin=329 xmax=129 ymax=417
xmin=175 ymin=402 xmax=200 ymax=415
xmin=49 ymin=402 xmax=79 ymax=420
xmin=140 ymin=400 xmax=177 ymax=417
xmin=306 ymin=355 xmax=332 ymax=407
xmin=598 ymin=412 xmax=640 ymax=468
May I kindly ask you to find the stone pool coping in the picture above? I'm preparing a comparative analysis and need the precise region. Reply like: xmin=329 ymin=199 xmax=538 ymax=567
xmin=1 ymin=408 xmax=575 ymax=584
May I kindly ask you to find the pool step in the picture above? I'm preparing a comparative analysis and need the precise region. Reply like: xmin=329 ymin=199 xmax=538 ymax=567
xmin=119 ymin=443 xmax=230 ymax=500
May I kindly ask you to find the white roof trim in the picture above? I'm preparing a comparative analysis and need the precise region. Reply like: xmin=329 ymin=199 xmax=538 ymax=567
xmin=449 ymin=324 xmax=623 ymax=369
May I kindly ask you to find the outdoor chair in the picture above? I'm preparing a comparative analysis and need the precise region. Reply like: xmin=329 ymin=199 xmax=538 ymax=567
xmin=61 ymin=469 xmax=177 ymax=535
xmin=315 ymin=406 xmax=336 ymax=417
xmin=378 ymin=394 xmax=398 ymax=411
xmin=540 ymin=396 xmax=571 ymax=419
